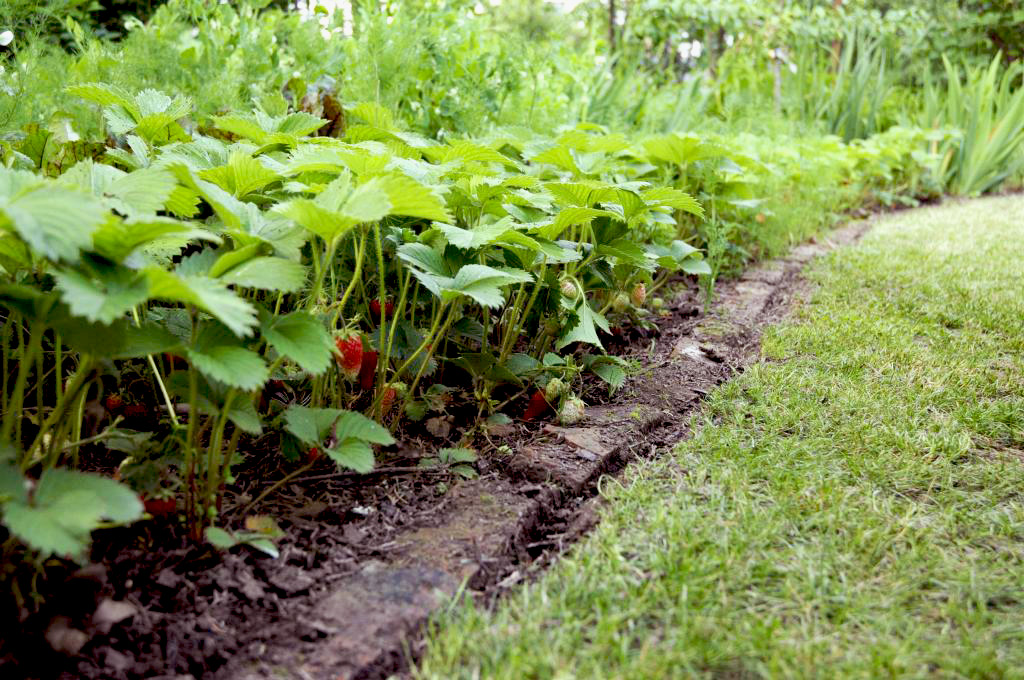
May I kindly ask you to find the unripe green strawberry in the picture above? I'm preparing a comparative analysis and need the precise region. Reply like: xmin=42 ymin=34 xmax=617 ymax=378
xmin=545 ymin=377 xmax=566 ymax=402
xmin=558 ymin=395 xmax=586 ymax=425
xmin=630 ymin=282 xmax=646 ymax=306
xmin=651 ymin=296 xmax=665 ymax=310
xmin=559 ymin=278 xmax=579 ymax=300
xmin=543 ymin=318 xmax=560 ymax=336
xmin=611 ymin=292 xmax=629 ymax=313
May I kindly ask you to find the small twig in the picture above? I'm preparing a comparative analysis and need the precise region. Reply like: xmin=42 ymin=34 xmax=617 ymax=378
xmin=242 ymin=462 xmax=314 ymax=514
xmin=59 ymin=417 xmax=124 ymax=451
xmin=293 ymin=465 xmax=451 ymax=484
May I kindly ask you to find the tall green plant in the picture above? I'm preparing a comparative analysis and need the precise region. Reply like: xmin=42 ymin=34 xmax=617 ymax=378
xmin=821 ymin=29 xmax=892 ymax=142
xmin=922 ymin=54 xmax=1024 ymax=195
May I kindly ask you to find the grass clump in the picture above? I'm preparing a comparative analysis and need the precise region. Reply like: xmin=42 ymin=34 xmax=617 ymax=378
xmin=417 ymin=194 xmax=1024 ymax=679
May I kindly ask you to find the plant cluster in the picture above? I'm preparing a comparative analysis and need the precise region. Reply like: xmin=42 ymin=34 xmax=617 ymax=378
xmin=0 ymin=83 xmax=716 ymax=560
xmin=0 ymin=0 xmax=1020 ymax=587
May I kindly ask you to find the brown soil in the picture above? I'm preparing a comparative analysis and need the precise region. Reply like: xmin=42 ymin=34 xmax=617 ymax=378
xmin=0 ymin=222 xmax=871 ymax=680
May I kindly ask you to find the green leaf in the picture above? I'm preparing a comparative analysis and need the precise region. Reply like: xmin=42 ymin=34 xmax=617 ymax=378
xmin=339 ymin=177 xmax=393 ymax=223
xmin=136 ymin=89 xmax=192 ymax=119
xmin=186 ymin=345 xmax=268 ymax=391
xmin=443 ymin=265 xmax=533 ymax=308
xmin=530 ymin=145 xmax=580 ymax=174
xmin=334 ymin=411 xmax=395 ymax=446
xmin=377 ymin=173 xmax=451 ymax=222
xmin=34 ymin=468 xmax=144 ymax=523
xmin=435 ymin=217 xmax=514 ymax=250
xmin=206 ymin=526 xmax=237 ymax=549
xmin=553 ymin=206 xmax=621 ymax=230
xmin=396 ymin=243 xmax=449 ymax=277
xmin=208 ymin=243 xmax=267 ymax=279
xmin=4 ymin=467 xmax=144 ymax=560
xmin=431 ymin=141 xmax=517 ymax=167
xmin=260 ymin=311 xmax=333 ymax=375
xmin=325 ymin=440 xmax=374 ymax=473
xmin=224 ymin=393 xmax=262 ymax=435
xmin=219 ymin=256 xmax=307 ymax=293
xmin=276 ymin=198 xmax=358 ymax=242
xmin=597 ymin=238 xmax=655 ymax=268
xmin=200 ymin=152 xmax=281 ymax=199
xmin=281 ymin=144 xmax=350 ymax=175
xmin=246 ymin=537 xmax=280 ymax=558
xmin=186 ymin=325 xmax=268 ymax=390
xmin=586 ymin=356 xmax=626 ymax=393
xmin=167 ymin=164 xmax=245 ymax=229
xmin=56 ymin=316 xmax=181 ymax=359
xmin=278 ymin=111 xmax=328 ymax=136
xmin=557 ymin=299 xmax=609 ymax=350
xmin=283 ymin=405 xmax=344 ymax=445
xmin=53 ymin=266 xmax=150 ymax=324
xmin=67 ymin=83 xmax=138 ymax=116
xmin=146 ymin=269 xmax=259 ymax=337
xmin=0 ymin=173 xmax=107 ymax=263
xmin=3 ymin=494 xmax=102 ymax=559
xmin=61 ymin=161 xmax=177 ymax=216
xmin=642 ymin=186 xmax=704 ymax=217
xmin=439 ymin=447 xmax=477 ymax=464
xmin=212 ymin=115 xmax=268 ymax=143
xmin=681 ymin=258 xmax=712 ymax=275
xmin=93 ymin=216 xmax=220 ymax=263
xmin=0 ymin=462 xmax=27 ymax=504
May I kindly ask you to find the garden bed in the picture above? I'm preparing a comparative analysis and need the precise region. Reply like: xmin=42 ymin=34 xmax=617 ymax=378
xmin=1 ymin=221 xmax=870 ymax=680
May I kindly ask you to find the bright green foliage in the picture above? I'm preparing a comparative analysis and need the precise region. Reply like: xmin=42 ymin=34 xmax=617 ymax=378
xmin=0 ymin=0 xmax=1020 ymax=572
xmin=283 ymin=406 xmax=395 ymax=473
xmin=1 ymin=455 xmax=144 ymax=561
xmin=921 ymin=55 xmax=1024 ymax=195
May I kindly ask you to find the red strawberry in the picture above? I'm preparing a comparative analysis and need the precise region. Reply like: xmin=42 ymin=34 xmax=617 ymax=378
xmin=380 ymin=387 xmax=397 ymax=414
xmin=143 ymin=496 xmax=176 ymax=517
xmin=124 ymin=403 xmax=147 ymax=419
xmin=334 ymin=332 xmax=363 ymax=381
xmin=523 ymin=390 xmax=550 ymax=421
xmin=306 ymin=446 xmax=322 ymax=463
xmin=164 ymin=353 xmax=188 ymax=370
xmin=369 ymin=299 xmax=395 ymax=320
xmin=359 ymin=350 xmax=378 ymax=391
xmin=105 ymin=394 xmax=124 ymax=412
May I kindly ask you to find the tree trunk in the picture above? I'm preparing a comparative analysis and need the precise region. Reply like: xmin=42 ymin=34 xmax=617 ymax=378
xmin=771 ymin=51 xmax=782 ymax=113
xmin=608 ymin=0 xmax=616 ymax=51
xmin=707 ymin=26 xmax=725 ymax=77
xmin=831 ymin=0 xmax=843 ymax=71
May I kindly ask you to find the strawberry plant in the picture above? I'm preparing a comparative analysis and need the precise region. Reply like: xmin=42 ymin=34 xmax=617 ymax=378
xmin=0 ymin=68 xmax=950 ymax=569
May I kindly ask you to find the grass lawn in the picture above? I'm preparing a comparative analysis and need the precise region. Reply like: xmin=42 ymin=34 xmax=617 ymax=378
xmin=416 ymin=195 xmax=1024 ymax=679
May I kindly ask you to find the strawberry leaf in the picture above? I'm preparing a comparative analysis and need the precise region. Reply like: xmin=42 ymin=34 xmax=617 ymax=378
xmin=334 ymin=411 xmax=395 ymax=446
xmin=260 ymin=311 xmax=333 ymax=375
xmin=326 ymin=440 xmax=374 ymax=473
